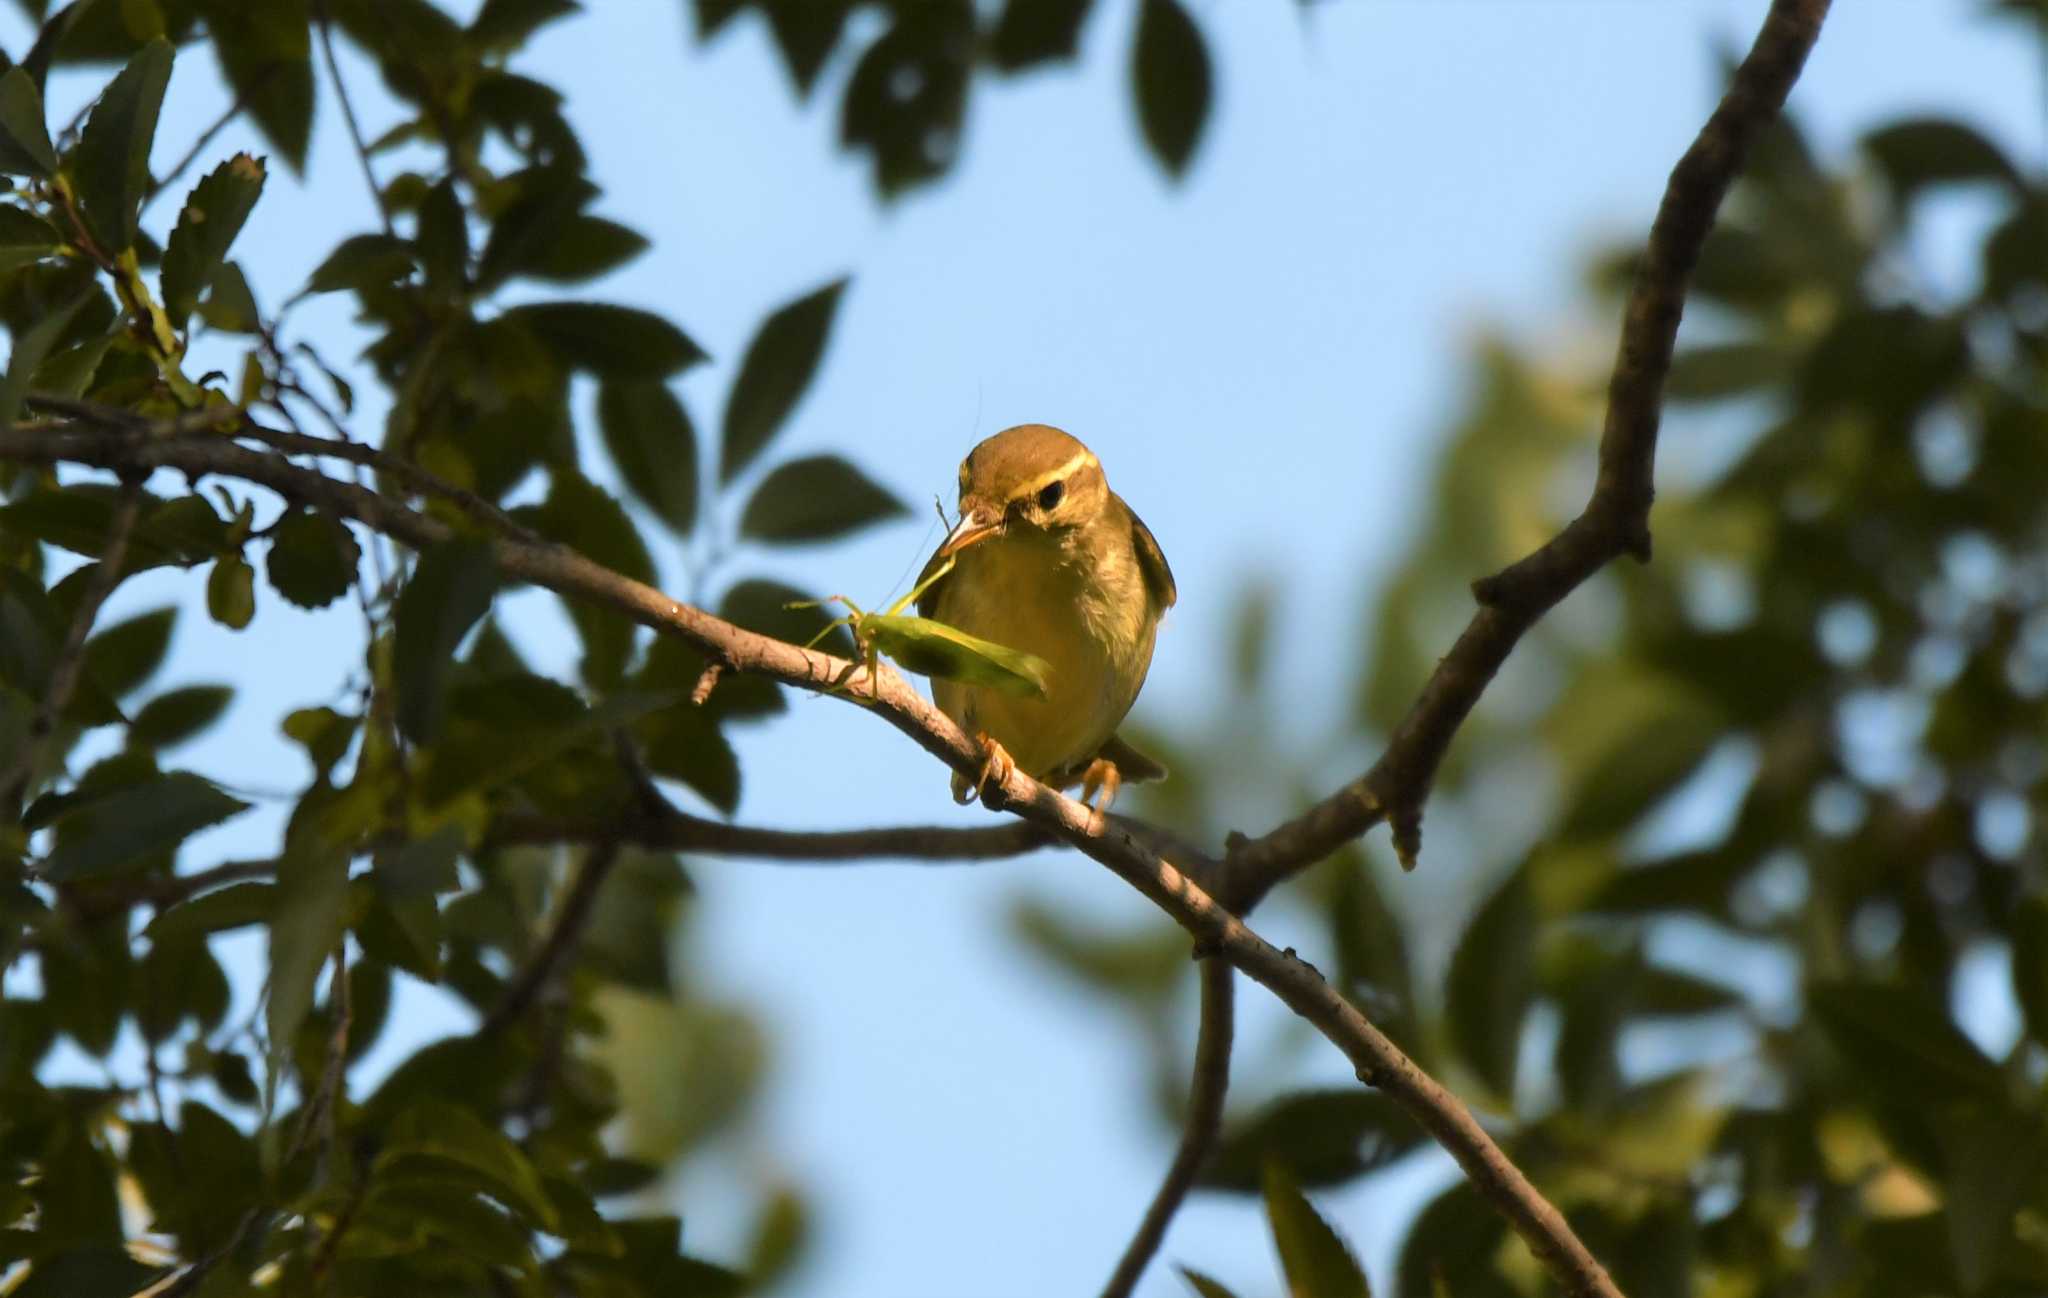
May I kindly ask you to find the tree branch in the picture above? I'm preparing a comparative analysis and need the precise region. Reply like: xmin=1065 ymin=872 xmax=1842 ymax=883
xmin=1222 ymin=0 xmax=1833 ymax=902
xmin=1100 ymin=957 xmax=1234 ymax=1298
xmin=313 ymin=0 xmax=396 ymax=238
xmin=477 ymin=841 xmax=622 ymax=1037
xmin=492 ymin=807 xmax=1050 ymax=862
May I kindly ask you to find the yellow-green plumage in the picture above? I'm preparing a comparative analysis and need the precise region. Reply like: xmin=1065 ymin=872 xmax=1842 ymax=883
xmin=916 ymin=424 xmax=1175 ymax=799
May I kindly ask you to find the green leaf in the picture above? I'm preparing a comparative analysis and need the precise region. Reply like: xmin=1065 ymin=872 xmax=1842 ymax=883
xmin=160 ymin=152 xmax=267 ymax=326
xmin=74 ymin=37 xmax=175 ymax=251
xmin=599 ymin=380 xmax=698 ymax=534
xmin=416 ymin=175 xmax=468 ymax=293
xmin=283 ymin=705 xmax=359 ymax=778
xmin=1263 ymin=1162 xmax=1371 ymax=1298
xmin=0 ymin=205 xmax=64 ymax=272
xmin=642 ymin=703 xmax=740 ymax=814
xmin=1664 ymin=341 xmax=1793 ymax=402
xmin=264 ymin=843 xmax=346 ymax=1059
xmin=264 ymin=509 xmax=360 ymax=609
xmin=1445 ymin=868 xmax=1534 ymax=1101
xmin=393 ymin=538 xmax=501 ymax=744
xmin=205 ymin=552 xmax=255 ymax=629
xmin=84 ymin=606 xmax=174 ymax=698
xmin=1809 ymin=981 xmax=2004 ymax=1108
xmin=1204 ymin=1090 xmax=1423 ymax=1192
xmin=1180 ymin=1268 xmax=1247 ymax=1298
xmin=1131 ymin=0 xmax=1210 ymax=178
xmin=197 ymin=0 xmax=313 ymax=171
xmin=525 ymin=214 xmax=647 ymax=283
xmin=506 ymin=301 xmax=705 ymax=378
xmin=0 ymin=68 xmax=58 ymax=176
xmin=129 ymin=684 xmax=231 ymax=748
xmin=378 ymin=1100 xmax=560 ymax=1232
xmin=42 ymin=772 xmax=249 ymax=881
xmin=720 ymin=277 xmax=846 ymax=482
xmin=304 ymin=232 xmax=416 ymax=294
xmin=197 ymin=260 xmax=260 ymax=332
xmin=0 ymin=286 xmax=92 ymax=423
xmin=1939 ymin=1107 xmax=2043 ymax=1293
xmin=989 ymin=0 xmax=1093 ymax=70
xmin=2013 ymin=893 xmax=2048 ymax=1044
xmin=738 ymin=453 xmax=905 ymax=544
xmin=1865 ymin=117 xmax=2019 ymax=203
xmin=144 ymin=880 xmax=274 ymax=944
xmin=511 ymin=474 xmax=651 ymax=688
xmin=1395 ymin=1183 xmax=1513 ymax=1298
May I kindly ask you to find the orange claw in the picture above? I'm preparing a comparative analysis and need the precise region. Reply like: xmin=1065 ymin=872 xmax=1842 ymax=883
xmin=951 ymin=731 xmax=1017 ymax=806
xmin=1077 ymin=756 xmax=1122 ymax=816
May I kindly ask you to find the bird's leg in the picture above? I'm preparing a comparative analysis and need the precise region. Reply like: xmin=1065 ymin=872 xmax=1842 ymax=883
xmin=952 ymin=730 xmax=1017 ymax=806
xmin=1078 ymin=756 xmax=1122 ymax=825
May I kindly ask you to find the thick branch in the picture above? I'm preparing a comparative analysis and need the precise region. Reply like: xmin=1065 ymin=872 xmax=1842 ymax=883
xmin=1223 ymin=0 xmax=1832 ymax=902
xmin=1100 ymin=958 xmax=1234 ymax=1298
xmin=493 ymin=807 xmax=1050 ymax=862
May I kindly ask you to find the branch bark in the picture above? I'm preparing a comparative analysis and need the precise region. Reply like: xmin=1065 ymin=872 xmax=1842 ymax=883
xmin=1222 ymin=0 xmax=1833 ymax=905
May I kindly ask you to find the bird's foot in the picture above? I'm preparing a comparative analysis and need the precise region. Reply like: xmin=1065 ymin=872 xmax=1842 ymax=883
xmin=1078 ymin=756 xmax=1122 ymax=827
xmin=951 ymin=731 xmax=1017 ymax=808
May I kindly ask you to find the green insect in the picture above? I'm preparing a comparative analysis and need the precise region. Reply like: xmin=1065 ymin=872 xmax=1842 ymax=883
xmin=789 ymin=555 xmax=1053 ymax=701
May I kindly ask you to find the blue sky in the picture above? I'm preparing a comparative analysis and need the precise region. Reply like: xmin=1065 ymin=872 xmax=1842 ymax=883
xmin=11 ymin=2 xmax=2045 ymax=1294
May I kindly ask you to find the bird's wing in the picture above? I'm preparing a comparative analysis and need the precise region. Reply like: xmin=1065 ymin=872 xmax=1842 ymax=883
xmin=1124 ymin=499 xmax=1177 ymax=611
xmin=912 ymin=546 xmax=952 ymax=619
xmin=1097 ymin=732 xmax=1168 ymax=784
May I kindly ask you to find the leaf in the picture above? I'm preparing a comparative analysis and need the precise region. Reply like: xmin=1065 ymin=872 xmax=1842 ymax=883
xmin=74 ymin=37 xmax=174 ymax=251
xmin=0 ymin=286 xmax=91 ymax=423
xmin=129 ymin=684 xmax=231 ymax=748
xmin=1664 ymin=341 xmax=1793 ymax=402
xmin=264 ymin=843 xmax=346 ymax=1058
xmin=512 ymin=473 xmax=651 ymax=688
xmin=42 ymin=772 xmax=249 ymax=881
xmin=1204 ymin=1090 xmax=1423 ymax=1192
xmin=2013 ymin=893 xmax=2048 ymax=1043
xmin=160 ymin=152 xmax=267 ymax=326
xmin=1180 ymin=1268 xmax=1247 ymax=1298
xmin=838 ymin=1 xmax=972 ymax=196
xmin=1263 ymin=1163 xmax=1371 ymax=1298
xmin=304 ymin=232 xmax=416 ymax=294
xmin=738 ymin=453 xmax=905 ymax=544
xmin=1445 ymin=868 xmax=1534 ymax=1101
xmin=197 ymin=260 xmax=260 ymax=332
xmin=1131 ymin=0 xmax=1210 ymax=178
xmin=393 ymin=538 xmax=501 ymax=743
xmin=378 ymin=1100 xmax=560 ymax=1231
xmin=599 ymin=380 xmax=697 ymax=533
xmin=642 ymin=703 xmax=740 ymax=814
xmin=0 ymin=67 xmax=58 ymax=176
xmin=264 ymin=509 xmax=360 ymax=609
xmin=1865 ymin=117 xmax=2019 ymax=203
xmin=1938 ymin=1107 xmax=2043 ymax=1293
xmin=722 ymin=575 xmax=854 ymax=662
xmin=282 ymin=705 xmax=359 ymax=779
xmin=989 ymin=0 xmax=1093 ymax=70
xmin=720 ymin=277 xmax=846 ymax=482
xmin=1809 ymin=981 xmax=2004 ymax=1108
xmin=0 ymin=205 xmax=63 ymax=271
xmin=205 ymin=553 xmax=255 ymax=629
xmin=506 ymin=301 xmax=705 ymax=378
xmin=197 ymin=0 xmax=312 ymax=171
xmin=144 ymin=880 xmax=273 ymax=944
xmin=1394 ymin=1183 xmax=1513 ymax=1298
xmin=416 ymin=175 xmax=468 ymax=293
xmin=84 ymin=606 xmax=175 ymax=698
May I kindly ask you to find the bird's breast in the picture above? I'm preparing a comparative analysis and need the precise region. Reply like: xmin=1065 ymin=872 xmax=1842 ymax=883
xmin=927 ymin=536 xmax=1156 ymax=781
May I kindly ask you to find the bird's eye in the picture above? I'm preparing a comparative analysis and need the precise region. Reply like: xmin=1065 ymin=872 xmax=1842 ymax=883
xmin=1037 ymin=480 xmax=1065 ymax=510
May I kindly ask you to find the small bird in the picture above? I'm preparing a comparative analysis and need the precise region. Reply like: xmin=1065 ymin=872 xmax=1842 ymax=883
xmin=916 ymin=424 xmax=1176 ymax=810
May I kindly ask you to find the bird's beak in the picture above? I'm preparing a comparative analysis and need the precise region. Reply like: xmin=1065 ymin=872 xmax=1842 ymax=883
xmin=936 ymin=502 xmax=1002 ymax=559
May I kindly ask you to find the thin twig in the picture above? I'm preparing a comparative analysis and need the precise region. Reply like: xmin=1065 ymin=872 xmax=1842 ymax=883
xmin=477 ymin=841 xmax=623 ymax=1037
xmin=146 ymin=97 xmax=245 ymax=208
xmin=1222 ymin=0 xmax=1834 ymax=899
xmin=1100 ymin=958 xmax=1235 ymax=1298
xmin=313 ymin=0 xmax=396 ymax=237
xmin=2 ymin=481 xmax=143 ymax=809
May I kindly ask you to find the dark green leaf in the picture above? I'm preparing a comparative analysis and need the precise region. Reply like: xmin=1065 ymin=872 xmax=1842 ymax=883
xmin=1263 ymin=1162 xmax=1371 ymax=1298
xmin=205 ymin=552 xmax=254 ymax=629
xmin=197 ymin=259 xmax=260 ymax=332
xmin=722 ymin=575 xmax=854 ymax=661
xmin=0 ymin=205 xmax=64 ymax=272
xmin=160 ymin=152 xmax=267 ymax=325
xmin=2013 ymin=893 xmax=2048 ymax=1044
xmin=738 ymin=453 xmax=905 ymax=544
xmin=144 ymin=880 xmax=273 ymax=944
xmin=378 ymin=1100 xmax=560 ymax=1231
xmin=1204 ymin=1090 xmax=1423 ymax=1192
xmin=304 ymin=232 xmax=416 ymax=294
xmin=599 ymin=380 xmax=698 ymax=533
xmin=1131 ymin=0 xmax=1209 ymax=178
xmin=84 ymin=605 xmax=174 ymax=698
xmin=264 ymin=509 xmax=360 ymax=609
xmin=1664 ymin=341 xmax=1794 ymax=402
xmin=42 ymin=772 xmax=249 ymax=880
xmin=1395 ymin=1183 xmax=1513 ymax=1298
xmin=394 ymin=538 xmax=501 ymax=744
xmin=511 ymin=473 xmax=650 ymax=688
xmin=282 ymin=705 xmax=358 ymax=778
xmin=506 ymin=301 xmax=705 ymax=378
xmin=74 ymin=37 xmax=174 ymax=251
xmin=1180 ymin=1268 xmax=1247 ymax=1298
xmin=416 ymin=175 xmax=468 ymax=293
xmin=264 ymin=844 xmax=346 ymax=1058
xmin=0 ymin=286 xmax=91 ymax=422
xmin=470 ymin=0 xmax=579 ymax=50
xmin=1865 ymin=117 xmax=2019 ymax=202
xmin=838 ymin=1 xmax=971 ymax=195
xmin=720 ymin=277 xmax=846 ymax=482
xmin=197 ymin=0 xmax=313 ymax=170
xmin=642 ymin=703 xmax=740 ymax=814
xmin=129 ymin=683 xmax=230 ymax=748
xmin=1445 ymin=869 xmax=1534 ymax=1100
xmin=524 ymin=214 xmax=647 ymax=283
xmin=1939 ymin=1107 xmax=2043 ymax=1293
xmin=0 ymin=67 xmax=57 ymax=176
xmin=1809 ymin=981 xmax=2004 ymax=1107
xmin=990 ymin=0 xmax=1093 ymax=70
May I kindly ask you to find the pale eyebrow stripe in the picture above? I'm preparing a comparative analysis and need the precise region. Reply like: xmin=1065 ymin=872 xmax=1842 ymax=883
xmin=1011 ymin=449 xmax=1097 ymax=500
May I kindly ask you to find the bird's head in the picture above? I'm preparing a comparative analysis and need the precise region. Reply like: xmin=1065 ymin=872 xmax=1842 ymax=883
xmin=936 ymin=424 xmax=1109 ymax=559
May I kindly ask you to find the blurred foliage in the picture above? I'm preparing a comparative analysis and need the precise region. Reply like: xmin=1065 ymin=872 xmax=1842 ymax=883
xmin=1018 ymin=9 xmax=2048 ymax=1293
xmin=0 ymin=0 xmax=1220 ymax=1292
